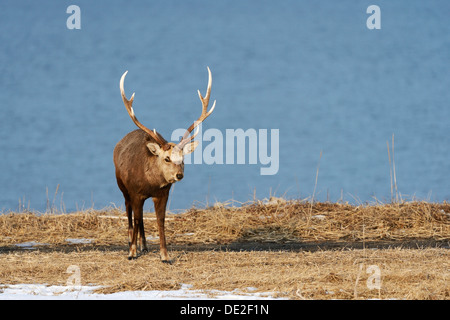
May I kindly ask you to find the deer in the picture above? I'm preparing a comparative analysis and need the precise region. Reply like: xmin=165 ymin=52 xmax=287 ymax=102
xmin=113 ymin=67 xmax=216 ymax=261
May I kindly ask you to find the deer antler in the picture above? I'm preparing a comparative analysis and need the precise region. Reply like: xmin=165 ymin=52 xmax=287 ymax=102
xmin=120 ymin=71 xmax=166 ymax=146
xmin=177 ymin=67 xmax=216 ymax=149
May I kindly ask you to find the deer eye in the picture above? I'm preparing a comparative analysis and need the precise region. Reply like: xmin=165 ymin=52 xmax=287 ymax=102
xmin=164 ymin=157 xmax=171 ymax=163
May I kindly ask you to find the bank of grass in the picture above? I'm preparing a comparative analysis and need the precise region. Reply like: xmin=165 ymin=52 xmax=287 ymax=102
xmin=0 ymin=199 xmax=449 ymax=299
xmin=1 ymin=199 xmax=449 ymax=246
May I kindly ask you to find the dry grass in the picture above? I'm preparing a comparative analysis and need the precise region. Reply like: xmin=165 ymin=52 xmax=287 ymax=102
xmin=1 ymin=200 xmax=449 ymax=246
xmin=174 ymin=200 xmax=450 ymax=244
xmin=1 ymin=247 xmax=448 ymax=299
xmin=1 ymin=200 xmax=449 ymax=299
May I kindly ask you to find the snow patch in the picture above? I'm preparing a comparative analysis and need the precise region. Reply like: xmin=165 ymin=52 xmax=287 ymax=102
xmin=0 ymin=283 xmax=286 ymax=300
xmin=65 ymin=238 xmax=93 ymax=244
xmin=15 ymin=241 xmax=49 ymax=249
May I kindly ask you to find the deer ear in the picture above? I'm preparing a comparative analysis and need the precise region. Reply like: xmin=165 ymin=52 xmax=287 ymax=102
xmin=147 ymin=142 xmax=161 ymax=156
xmin=183 ymin=141 xmax=199 ymax=155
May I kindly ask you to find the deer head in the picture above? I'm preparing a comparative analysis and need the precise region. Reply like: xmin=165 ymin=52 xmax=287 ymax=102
xmin=119 ymin=67 xmax=216 ymax=184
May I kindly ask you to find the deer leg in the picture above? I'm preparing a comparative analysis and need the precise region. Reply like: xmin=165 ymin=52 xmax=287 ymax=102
xmin=138 ymin=211 xmax=148 ymax=253
xmin=153 ymin=192 xmax=170 ymax=262
xmin=116 ymin=177 xmax=133 ymax=248
xmin=128 ymin=198 xmax=144 ymax=260
xmin=125 ymin=198 xmax=133 ymax=247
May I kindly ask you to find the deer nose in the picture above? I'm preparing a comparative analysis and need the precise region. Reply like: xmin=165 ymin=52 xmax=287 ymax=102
xmin=176 ymin=173 xmax=184 ymax=180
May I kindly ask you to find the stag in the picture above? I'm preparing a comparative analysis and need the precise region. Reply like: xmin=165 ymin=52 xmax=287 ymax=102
xmin=114 ymin=67 xmax=216 ymax=261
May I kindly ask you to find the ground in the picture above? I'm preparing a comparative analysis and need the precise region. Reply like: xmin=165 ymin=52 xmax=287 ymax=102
xmin=0 ymin=200 xmax=449 ymax=299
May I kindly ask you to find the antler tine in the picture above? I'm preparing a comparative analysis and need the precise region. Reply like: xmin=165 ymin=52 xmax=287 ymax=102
xmin=120 ymin=71 xmax=166 ymax=146
xmin=198 ymin=66 xmax=213 ymax=110
xmin=177 ymin=67 xmax=216 ymax=148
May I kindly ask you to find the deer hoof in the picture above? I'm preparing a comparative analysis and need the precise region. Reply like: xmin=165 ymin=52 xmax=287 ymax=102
xmin=128 ymin=245 xmax=138 ymax=260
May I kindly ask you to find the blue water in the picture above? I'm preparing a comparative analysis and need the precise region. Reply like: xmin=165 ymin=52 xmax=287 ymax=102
xmin=0 ymin=0 xmax=449 ymax=213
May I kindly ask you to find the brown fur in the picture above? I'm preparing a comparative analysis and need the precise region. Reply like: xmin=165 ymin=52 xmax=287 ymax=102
xmin=115 ymin=67 xmax=215 ymax=261
xmin=114 ymin=129 xmax=189 ymax=261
